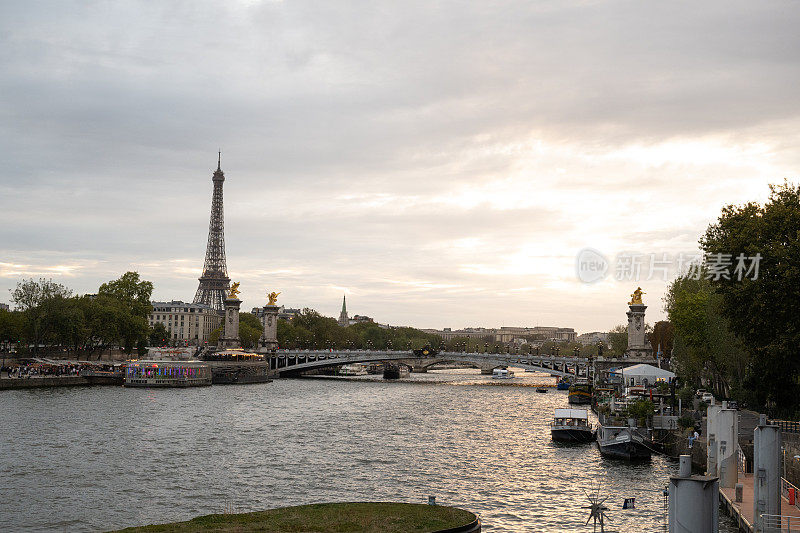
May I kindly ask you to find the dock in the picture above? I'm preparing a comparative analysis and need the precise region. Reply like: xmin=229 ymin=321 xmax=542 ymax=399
xmin=719 ymin=473 xmax=800 ymax=532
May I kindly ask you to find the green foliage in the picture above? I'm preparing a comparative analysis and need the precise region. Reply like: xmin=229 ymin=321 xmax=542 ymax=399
xmin=111 ymin=502 xmax=476 ymax=533
xmin=699 ymin=181 xmax=800 ymax=416
xmin=149 ymin=322 xmax=169 ymax=346
xmin=238 ymin=313 xmax=263 ymax=349
xmin=666 ymin=274 xmax=749 ymax=400
xmin=96 ymin=272 xmax=153 ymax=353
xmin=625 ymin=399 xmax=655 ymax=421
xmin=275 ymin=308 xmax=438 ymax=350
xmin=678 ymin=415 xmax=695 ymax=429
xmin=208 ymin=325 xmax=222 ymax=345
xmin=0 ymin=309 xmax=25 ymax=345
xmin=11 ymin=278 xmax=73 ymax=311
xmin=607 ymin=324 xmax=628 ymax=356
xmin=677 ymin=385 xmax=694 ymax=405
xmin=1 ymin=272 xmax=155 ymax=357
xmin=648 ymin=321 xmax=674 ymax=357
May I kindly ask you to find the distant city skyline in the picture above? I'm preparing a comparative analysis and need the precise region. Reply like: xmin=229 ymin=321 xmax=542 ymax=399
xmin=2 ymin=2 xmax=799 ymax=332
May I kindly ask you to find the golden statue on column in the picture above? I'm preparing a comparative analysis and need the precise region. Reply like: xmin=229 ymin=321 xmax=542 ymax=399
xmin=628 ymin=287 xmax=645 ymax=305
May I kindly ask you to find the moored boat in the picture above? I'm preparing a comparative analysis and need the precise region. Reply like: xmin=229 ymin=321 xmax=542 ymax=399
xmin=492 ymin=367 xmax=515 ymax=379
xmin=568 ymin=380 xmax=592 ymax=404
xmin=536 ymin=387 xmax=549 ymax=393
xmin=339 ymin=363 xmax=368 ymax=376
xmin=596 ymin=423 xmax=651 ymax=460
xmin=556 ymin=378 xmax=571 ymax=390
xmin=551 ymin=408 xmax=594 ymax=442
xmin=124 ymin=360 xmax=212 ymax=387
xmin=383 ymin=363 xmax=410 ymax=379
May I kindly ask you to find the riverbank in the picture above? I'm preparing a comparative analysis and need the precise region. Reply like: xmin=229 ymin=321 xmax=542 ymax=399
xmin=111 ymin=502 xmax=480 ymax=533
xmin=0 ymin=376 xmax=93 ymax=389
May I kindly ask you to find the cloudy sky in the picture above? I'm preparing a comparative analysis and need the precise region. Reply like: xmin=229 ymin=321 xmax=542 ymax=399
xmin=1 ymin=1 xmax=799 ymax=332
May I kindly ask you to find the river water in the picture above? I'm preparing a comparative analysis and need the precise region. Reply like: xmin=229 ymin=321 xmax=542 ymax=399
xmin=1 ymin=369 xmax=731 ymax=532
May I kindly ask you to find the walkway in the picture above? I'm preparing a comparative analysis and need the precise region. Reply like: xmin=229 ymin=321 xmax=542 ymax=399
xmin=720 ymin=473 xmax=800 ymax=532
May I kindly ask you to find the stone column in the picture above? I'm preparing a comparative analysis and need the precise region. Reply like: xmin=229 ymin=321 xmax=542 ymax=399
xmin=625 ymin=303 xmax=651 ymax=358
xmin=218 ymin=297 xmax=241 ymax=349
xmin=753 ymin=415 xmax=781 ymax=532
xmin=258 ymin=305 xmax=279 ymax=353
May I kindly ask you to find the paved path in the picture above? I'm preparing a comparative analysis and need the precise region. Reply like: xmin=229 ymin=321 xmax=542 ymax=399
xmin=721 ymin=473 xmax=800 ymax=531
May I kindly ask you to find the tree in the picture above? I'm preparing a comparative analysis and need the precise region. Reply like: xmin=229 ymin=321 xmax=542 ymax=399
xmin=239 ymin=313 xmax=263 ymax=349
xmin=97 ymin=272 xmax=153 ymax=353
xmin=699 ymin=181 xmax=800 ymax=414
xmin=665 ymin=274 xmax=748 ymax=399
xmin=648 ymin=321 xmax=674 ymax=359
xmin=149 ymin=322 xmax=169 ymax=346
xmin=11 ymin=279 xmax=74 ymax=354
xmin=11 ymin=278 xmax=72 ymax=311
xmin=607 ymin=324 xmax=628 ymax=356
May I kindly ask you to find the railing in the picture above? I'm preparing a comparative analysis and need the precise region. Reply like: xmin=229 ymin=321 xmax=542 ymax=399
xmin=781 ymin=477 xmax=800 ymax=511
xmin=738 ymin=443 xmax=751 ymax=474
xmin=770 ymin=419 xmax=800 ymax=434
xmin=760 ymin=513 xmax=800 ymax=532
xmin=652 ymin=415 xmax=679 ymax=430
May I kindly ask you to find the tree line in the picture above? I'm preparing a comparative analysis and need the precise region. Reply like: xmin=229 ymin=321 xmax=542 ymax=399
xmin=0 ymin=272 xmax=153 ymax=358
xmin=664 ymin=181 xmax=800 ymax=417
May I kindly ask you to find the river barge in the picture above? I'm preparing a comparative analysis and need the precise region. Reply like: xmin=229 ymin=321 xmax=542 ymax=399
xmin=551 ymin=408 xmax=594 ymax=442
xmin=383 ymin=363 xmax=410 ymax=379
xmin=124 ymin=360 xmax=212 ymax=387
xmin=568 ymin=380 xmax=592 ymax=404
xmin=596 ymin=423 xmax=651 ymax=460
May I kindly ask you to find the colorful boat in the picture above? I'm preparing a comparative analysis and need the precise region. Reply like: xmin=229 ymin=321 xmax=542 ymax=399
xmin=568 ymin=380 xmax=592 ymax=404
xmin=124 ymin=360 xmax=211 ymax=387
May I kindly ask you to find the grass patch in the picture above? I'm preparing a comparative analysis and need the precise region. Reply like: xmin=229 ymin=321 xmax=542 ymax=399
xmin=112 ymin=501 xmax=476 ymax=532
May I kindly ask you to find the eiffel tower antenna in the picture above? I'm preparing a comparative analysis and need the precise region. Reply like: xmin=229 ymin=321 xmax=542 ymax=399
xmin=193 ymin=154 xmax=231 ymax=312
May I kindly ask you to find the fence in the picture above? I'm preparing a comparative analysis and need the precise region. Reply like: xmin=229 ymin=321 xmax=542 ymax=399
xmin=770 ymin=419 xmax=800 ymax=434
xmin=781 ymin=477 xmax=800 ymax=512
xmin=760 ymin=513 xmax=800 ymax=532
xmin=738 ymin=443 xmax=752 ymax=474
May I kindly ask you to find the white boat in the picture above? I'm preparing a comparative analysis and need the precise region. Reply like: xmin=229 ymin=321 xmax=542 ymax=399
xmin=492 ymin=367 xmax=515 ymax=379
xmin=339 ymin=363 xmax=368 ymax=376
xmin=550 ymin=408 xmax=594 ymax=442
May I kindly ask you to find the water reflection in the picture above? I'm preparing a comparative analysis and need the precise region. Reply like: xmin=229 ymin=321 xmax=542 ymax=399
xmin=0 ymin=369 xmax=735 ymax=531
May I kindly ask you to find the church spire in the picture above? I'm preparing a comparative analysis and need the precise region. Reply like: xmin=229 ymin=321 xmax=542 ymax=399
xmin=338 ymin=294 xmax=349 ymax=327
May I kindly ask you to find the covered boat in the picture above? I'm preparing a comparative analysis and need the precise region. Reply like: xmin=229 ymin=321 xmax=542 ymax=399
xmin=568 ymin=380 xmax=592 ymax=404
xmin=124 ymin=360 xmax=212 ymax=387
xmin=492 ymin=367 xmax=515 ymax=379
xmin=596 ymin=423 xmax=651 ymax=460
xmin=551 ymin=408 xmax=594 ymax=442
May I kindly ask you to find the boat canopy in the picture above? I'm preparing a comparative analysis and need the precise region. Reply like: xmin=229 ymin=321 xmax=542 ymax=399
xmin=554 ymin=408 xmax=588 ymax=419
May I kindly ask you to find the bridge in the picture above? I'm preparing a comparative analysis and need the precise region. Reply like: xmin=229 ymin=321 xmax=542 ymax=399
xmin=262 ymin=350 xmax=591 ymax=378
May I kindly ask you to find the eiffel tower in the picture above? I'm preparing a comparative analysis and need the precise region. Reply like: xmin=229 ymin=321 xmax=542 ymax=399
xmin=193 ymin=153 xmax=231 ymax=312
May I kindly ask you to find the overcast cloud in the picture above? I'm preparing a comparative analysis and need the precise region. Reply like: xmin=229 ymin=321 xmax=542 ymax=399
xmin=1 ymin=1 xmax=799 ymax=332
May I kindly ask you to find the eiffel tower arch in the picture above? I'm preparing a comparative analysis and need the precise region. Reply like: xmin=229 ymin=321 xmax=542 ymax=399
xmin=193 ymin=153 xmax=231 ymax=312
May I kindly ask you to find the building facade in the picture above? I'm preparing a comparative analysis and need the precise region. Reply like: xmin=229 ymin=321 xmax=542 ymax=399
xmin=251 ymin=305 xmax=301 ymax=322
xmin=426 ymin=326 xmax=576 ymax=344
xmin=577 ymin=331 xmax=609 ymax=346
xmin=149 ymin=301 xmax=221 ymax=345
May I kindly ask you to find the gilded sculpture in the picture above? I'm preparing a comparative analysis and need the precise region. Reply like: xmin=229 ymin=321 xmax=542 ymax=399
xmin=267 ymin=291 xmax=281 ymax=305
xmin=628 ymin=287 xmax=645 ymax=305
xmin=228 ymin=282 xmax=241 ymax=299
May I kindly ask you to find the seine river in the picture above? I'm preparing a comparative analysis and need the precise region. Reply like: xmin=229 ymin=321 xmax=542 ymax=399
xmin=1 ymin=369 xmax=733 ymax=532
